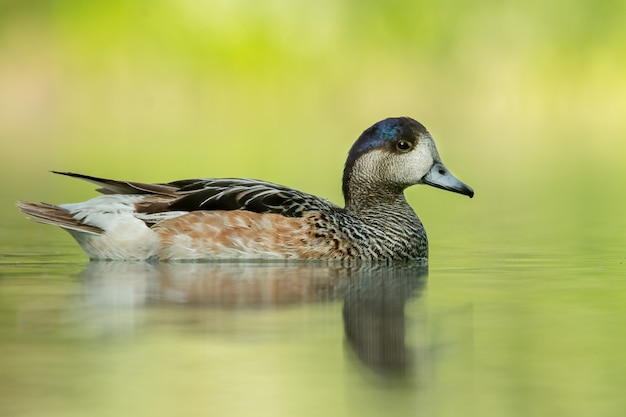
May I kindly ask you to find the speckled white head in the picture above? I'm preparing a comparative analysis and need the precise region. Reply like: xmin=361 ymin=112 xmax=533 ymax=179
xmin=343 ymin=117 xmax=473 ymax=205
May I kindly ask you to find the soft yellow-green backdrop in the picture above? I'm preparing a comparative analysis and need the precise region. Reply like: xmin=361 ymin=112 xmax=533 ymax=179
xmin=1 ymin=3 xmax=626 ymax=417
xmin=1 ymin=0 xmax=625 ymax=256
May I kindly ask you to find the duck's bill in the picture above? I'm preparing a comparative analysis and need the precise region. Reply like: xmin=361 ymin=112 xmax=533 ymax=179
xmin=423 ymin=162 xmax=474 ymax=198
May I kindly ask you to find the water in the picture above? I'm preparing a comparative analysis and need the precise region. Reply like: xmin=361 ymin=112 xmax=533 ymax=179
xmin=1 ymin=223 xmax=625 ymax=417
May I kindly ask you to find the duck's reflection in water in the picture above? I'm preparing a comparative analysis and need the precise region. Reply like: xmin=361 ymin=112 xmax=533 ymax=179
xmin=343 ymin=265 xmax=427 ymax=375
xmin=80 ymin=261 xmax=427 ymax=373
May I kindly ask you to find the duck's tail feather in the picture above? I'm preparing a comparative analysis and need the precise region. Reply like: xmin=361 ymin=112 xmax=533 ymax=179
xmin=16 ymin=201 xmax=103 ymax=235
xmin=51 ymin=171 xmax=179 ymax=196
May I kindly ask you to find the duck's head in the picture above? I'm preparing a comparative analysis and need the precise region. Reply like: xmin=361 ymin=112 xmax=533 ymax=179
xmin=342 ymin=117 xmax=474 ymax=207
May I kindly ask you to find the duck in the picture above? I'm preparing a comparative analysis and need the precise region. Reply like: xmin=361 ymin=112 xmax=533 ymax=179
xmin=17 ymin=117 xmax=474 ymax=262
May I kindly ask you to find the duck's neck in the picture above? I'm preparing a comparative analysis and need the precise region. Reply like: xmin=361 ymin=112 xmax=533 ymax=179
xmin=342 ymin=154 xmax=417 ymax=217
xmin=343 ymin=177 xmax=412 ymax=215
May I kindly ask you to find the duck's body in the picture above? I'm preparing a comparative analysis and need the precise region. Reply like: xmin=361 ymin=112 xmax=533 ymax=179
xmin=18 ymin=117 xmax=473 ymax=262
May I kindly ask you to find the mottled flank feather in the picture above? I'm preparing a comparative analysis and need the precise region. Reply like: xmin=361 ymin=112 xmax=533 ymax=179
xmin=18 ymin=117 xmax=473 ymax=261
xmin=153 ymin=211 xmax=348 ymax=260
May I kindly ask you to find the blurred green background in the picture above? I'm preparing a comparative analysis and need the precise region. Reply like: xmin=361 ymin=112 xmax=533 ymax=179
xmin=1 ymin=0 xmax=625 ymax=252
xmin=1 ymin=3 xmax=626 ymax=417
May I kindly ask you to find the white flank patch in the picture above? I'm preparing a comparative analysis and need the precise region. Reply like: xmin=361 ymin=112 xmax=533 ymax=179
xmin=60 ymin=195 xmax=146 ymax=229
xmin=59 ymin=195 xmax=164 ymax=260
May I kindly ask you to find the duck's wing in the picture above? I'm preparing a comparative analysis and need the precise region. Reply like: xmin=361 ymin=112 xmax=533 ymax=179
xmin=53 ymin=172 xmax=341 ymax=218
xmin=167 ymin=178 xmax=340 ymax=217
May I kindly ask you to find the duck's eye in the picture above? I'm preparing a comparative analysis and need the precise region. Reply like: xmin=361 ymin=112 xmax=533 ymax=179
xmin=396 ymin=140 xmax=411 ymax=152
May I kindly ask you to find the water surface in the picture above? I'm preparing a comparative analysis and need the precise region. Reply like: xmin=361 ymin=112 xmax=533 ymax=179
xmin=1 ymin=223 xmax=625 ymax=417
